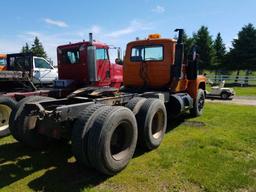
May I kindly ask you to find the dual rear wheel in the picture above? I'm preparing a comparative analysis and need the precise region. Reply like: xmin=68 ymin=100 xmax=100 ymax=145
xmin=71 ymin=98 xmax=167 ymax=175
xmin=72 ymin=105 xmax=138 ymax=175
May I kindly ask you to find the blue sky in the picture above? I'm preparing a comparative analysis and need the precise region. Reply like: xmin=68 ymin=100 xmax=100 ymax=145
xmin=0 ymin=0 xmax=256 ymax=63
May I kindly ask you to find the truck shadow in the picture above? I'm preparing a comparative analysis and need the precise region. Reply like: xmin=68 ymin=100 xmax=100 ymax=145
xmin=0 ymin=141 xmax=108 ymax=192
xmin=0 ymin=115 xmax=192 ymax=191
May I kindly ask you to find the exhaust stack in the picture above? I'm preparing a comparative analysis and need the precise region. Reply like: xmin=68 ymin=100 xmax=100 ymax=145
xmin=172 ymin=29 xmax=184 ymax=79
xmin=87 ymin=33 xmax=97 ymax=83
xmin=89 ymin=33 xmax=93 ymax=44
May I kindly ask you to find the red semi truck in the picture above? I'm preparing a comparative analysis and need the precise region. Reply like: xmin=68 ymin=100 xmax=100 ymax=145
xmin=0 ymin=33 xmax=123 ymax=136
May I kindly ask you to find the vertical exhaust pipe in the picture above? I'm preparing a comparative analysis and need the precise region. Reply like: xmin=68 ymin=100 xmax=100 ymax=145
xmin=87 ymin=33 xmax=97 ymax=83
xmin=170 ymin=29 xmax=184 ymax=92
xmin=117 ymin=47 xmax=121 ymax=60
xmin=172 ymin=29 xmax=184 ymax=79
xmin=89 ymin=32 xmax=93 ymax=44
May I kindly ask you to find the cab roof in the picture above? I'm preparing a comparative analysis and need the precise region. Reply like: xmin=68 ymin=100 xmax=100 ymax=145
xmin=127 ymin=38 xmax=176 ymax=47
xmin=57 ymin=41 xmax=109 ymax=49
xmin=0 ymin=54 xmax=7 ymax=58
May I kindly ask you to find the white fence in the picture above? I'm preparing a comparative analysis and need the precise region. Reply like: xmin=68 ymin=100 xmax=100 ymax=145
xmin=207 ymin=75 xmax=256 ymax=86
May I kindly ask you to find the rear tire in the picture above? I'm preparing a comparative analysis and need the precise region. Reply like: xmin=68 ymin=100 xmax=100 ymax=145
xmin=136 ymin=99 xmax=167 ymax=150
xmin=71 ymin=104 xmax=106 ymax=167
xmin=87 ymin=106 xmax=138 ymax=175
xmin=10 ymin=96 xmax=54 ymax=141
xmin=190 ymin=89 xmax=205 ymax=117
xmin=12 ymin=96 xmax=55 ymax=148
xmin=0 ymin=96 xmax=17 ymax=137
xmin=125 ymin=97 xmax=146 ymax=115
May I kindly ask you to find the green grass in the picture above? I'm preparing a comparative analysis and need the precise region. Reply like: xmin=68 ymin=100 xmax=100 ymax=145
xmin=1 ymin=103 xmax=256 ymax=192
xmin=233 ymin=87 xmax=256 ymax=96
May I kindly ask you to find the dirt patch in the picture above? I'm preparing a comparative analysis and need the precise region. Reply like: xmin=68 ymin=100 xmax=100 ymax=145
xmin=182 ymin=121 xmax=206 ymax=128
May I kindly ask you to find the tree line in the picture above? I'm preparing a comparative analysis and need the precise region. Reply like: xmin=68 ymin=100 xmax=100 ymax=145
xmin=183 ymin=23 xmax=256 ymax=74
xmin=21 ymin=23 xmax=256 ymax=74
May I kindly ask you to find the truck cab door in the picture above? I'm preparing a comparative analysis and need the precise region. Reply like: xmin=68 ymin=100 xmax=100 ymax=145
xmin=96 ymin=48 xmax=111 ymax=86
xmin=33 ymin=57 xmax=58 ymax=84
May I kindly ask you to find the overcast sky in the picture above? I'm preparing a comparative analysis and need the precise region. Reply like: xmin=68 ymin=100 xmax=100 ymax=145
xmin=0 ymin=0 xmax=256 ymax=63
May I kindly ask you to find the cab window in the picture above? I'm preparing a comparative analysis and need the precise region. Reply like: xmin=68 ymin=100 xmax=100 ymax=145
xmin=0 ymin=58 xmax=6 ymax=66
xmin=9 ymin=56 xmax=31 ymax=71
xmin=64 ymin=50 xmax=80 ymax=64
xmin=131 ymin=45 xmax=163 ymax=62
xmin=35 ymin=58 xmax=52 ymax=69
xmin=96 ymin=48 xmax=108 ymax=60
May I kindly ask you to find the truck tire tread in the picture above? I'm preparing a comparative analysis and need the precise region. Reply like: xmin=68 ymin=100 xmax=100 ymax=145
xmin=9 ymin=96 xmax=54 ymax=141
xmin=87 ymin=106 xmax=137 ymax=175
xmin=71 ymin=104 xmax=106 ymax=167
xmin=125 ymin=97 xmax=146 ymax=115
xmin=136 ymin=99 xmax=167 ymax=150
xmin=14 ymin=96 xmax=56 ymax=148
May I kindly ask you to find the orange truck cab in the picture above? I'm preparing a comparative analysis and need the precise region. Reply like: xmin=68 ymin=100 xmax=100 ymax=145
xmin=0 ymin=54 xmax=7 ymax=71
xmin=123 ymin=29 xmax=206 ymax=116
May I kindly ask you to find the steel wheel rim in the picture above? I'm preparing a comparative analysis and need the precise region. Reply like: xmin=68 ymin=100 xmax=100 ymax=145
xmin=110 ymin=121 xmax=133 ymax=161
xmin=0 ymin=104 xmax=12 ymax=131
xmin=151 ymin=110 xmax=165 ymax=139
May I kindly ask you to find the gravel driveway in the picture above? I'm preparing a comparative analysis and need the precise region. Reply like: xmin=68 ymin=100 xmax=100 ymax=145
xmin=206 ymin=96 xmax=256 ymax=106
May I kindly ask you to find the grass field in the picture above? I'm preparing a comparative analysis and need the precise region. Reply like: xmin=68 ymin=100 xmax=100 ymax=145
xmin=0 ymin=103 xmax=256 ymax=192
xmin=233 ymin=87 xmax=256 ymax=96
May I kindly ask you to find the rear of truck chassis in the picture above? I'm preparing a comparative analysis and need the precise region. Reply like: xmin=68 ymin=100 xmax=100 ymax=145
xmin=12 ymin=88 xmax=196 ymax=175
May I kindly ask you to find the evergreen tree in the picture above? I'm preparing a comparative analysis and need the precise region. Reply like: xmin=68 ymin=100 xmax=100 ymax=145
xmin=21 ymin=43 xmax=31 ymax=53
xmin=229 ymin=23 xmax=256 ymax=71
xmin=183 ymin=31 xmax=195 ymax=59
xmin=213 ymin=33 xmax=226 ymax=69
xmin=31 ymin=37 xmax=47 ymax=58
xmin=193 ymin=26 xmax=215 ymax=72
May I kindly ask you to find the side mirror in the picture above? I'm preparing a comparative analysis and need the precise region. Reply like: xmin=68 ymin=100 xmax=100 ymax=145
xmin=115 ymin=58 xmax=123 ymax=65
xmin=187 ymin=46 xmax=198 ymax=80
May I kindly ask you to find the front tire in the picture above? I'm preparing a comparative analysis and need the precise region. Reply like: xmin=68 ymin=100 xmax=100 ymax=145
xmin=190 ymin=89 xmax=205 ymax=117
